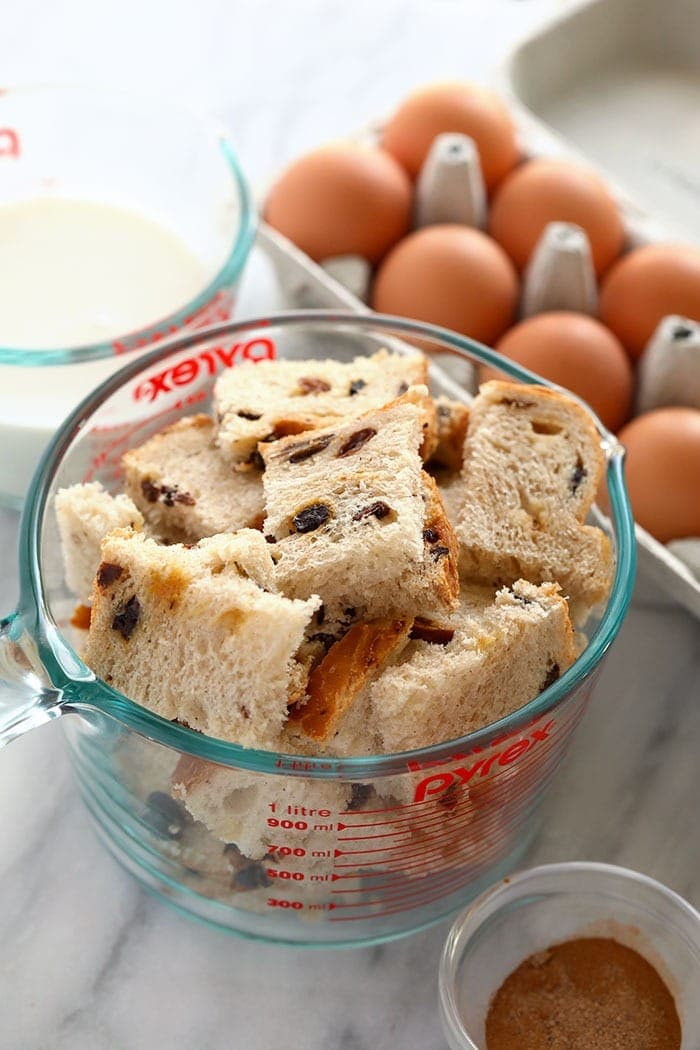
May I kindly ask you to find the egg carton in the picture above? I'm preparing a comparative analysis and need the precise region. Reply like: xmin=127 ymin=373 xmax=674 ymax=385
xmin=498 ymin=0 xmax=700 ymax=618
xmin=257 ymin=2 xmax=700 ymax=620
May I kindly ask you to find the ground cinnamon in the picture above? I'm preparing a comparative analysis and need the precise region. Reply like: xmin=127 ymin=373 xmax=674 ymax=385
xmin=485 ymin=936 xmax=681 ymax=1050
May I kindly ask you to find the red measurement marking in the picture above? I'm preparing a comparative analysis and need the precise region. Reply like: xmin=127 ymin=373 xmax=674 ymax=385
xmin=330 ymin=862 xmax=484 ymax=910
xmin=331 ymin=794 xmax=540 ymax=874
xmin=84 ymin=395 xmax=206 ymax=482
xmin=330 ymin=874 xmax=470 ymax=910
xmin=0 ymin=128 xmax=19 ymax=157
xmin=344 ymin=794 xmax=468 ymax=816
xmin=328 ymin=880 xmax=472 ymax=922
xmin=334 ymin=804 xmax=490 ymax=855
xmin=338 ymin=804 xmax=471 ymax=837
xmin=333 ymin=836 xmax=472 ymax=870
xmin=337 ymin=829 xmax=413 ymax=843
xmin=382 ymin=823 xmax=516 ymax=878
xmin=330 ymin=869 xmax=391 ymax=881
xmin=331 ymin=865 xmax=472 ymax=898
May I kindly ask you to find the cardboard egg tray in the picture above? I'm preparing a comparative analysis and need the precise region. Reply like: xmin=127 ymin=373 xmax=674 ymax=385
xmin=257 ymin=0 xmax=700 ymax=620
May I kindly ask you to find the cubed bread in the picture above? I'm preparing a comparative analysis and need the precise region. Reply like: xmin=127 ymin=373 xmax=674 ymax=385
xmin=428 ymin=396 xmax=471 ymax=472
xmin=369 ymin=579 xmax=576 ymax=753
xmin=261 ymin=388 xmax=459 ymax=625
xmin=84 ymin=529 xmax=320 ymax=748
xmin=213 ymin=348 xmax=431 ymax=469
xmin=435 ymin=469 xmax=464 ymax=534
xmin=55 ymin=482 xmax=144 ymax=603
xmin=453 ymin=381 xmax=612 ymax=620
xmin=171 ymin=757 xmax=353 ymax=859
xmin=122 ymin=414 xmax=265 ymax=543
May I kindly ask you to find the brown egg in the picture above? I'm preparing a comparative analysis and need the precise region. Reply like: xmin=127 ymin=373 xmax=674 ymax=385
xmin=264 ymin=143 xmax=412 ymax=264
xmin=487 ymin=312 xmax=634 ymax=432
xmin=381 ymin=81 xmax=519 ymax=190
xmin=600 ymin=243 xmax=700 ymax=361
xmin=372 ymin=225 xmax=519 ymax=344
xmin=618 ymin=408 xmax=700 ymax=542
xmin=489 ymin=158 xmax=624 ymax=277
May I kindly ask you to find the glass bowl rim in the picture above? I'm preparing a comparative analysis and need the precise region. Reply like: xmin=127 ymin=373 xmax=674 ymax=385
xmin=0 ymin=82 xmax=256 ymax=366
xmin=438 ymin=860 xmax=700 ymax=1050
xmin=17 ymin=311 xmax=636 ymax=776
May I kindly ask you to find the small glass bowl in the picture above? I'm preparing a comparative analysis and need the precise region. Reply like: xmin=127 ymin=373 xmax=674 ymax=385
xmin=439 ymin=861 xmax=700 ymax=1050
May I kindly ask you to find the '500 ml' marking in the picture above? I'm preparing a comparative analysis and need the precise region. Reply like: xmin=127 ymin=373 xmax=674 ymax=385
xmin=132 ymin=337 xmax=275 ymax=403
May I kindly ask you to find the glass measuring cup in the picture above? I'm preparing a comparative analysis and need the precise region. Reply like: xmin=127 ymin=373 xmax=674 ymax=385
xmin=0 ymin=313 xmax=636 ymax=947
xmin=0 ymin=84 xmax=255 ymax=506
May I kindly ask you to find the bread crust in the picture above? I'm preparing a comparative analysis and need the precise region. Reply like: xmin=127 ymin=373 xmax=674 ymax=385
xmin=262 ymin=387 xmax=458 ymax=622
xmin=123 ymin=414 xmax=264 ymax=543
xmin=421 ymin=471 xmax=460 ymax=607
xmin=214 ymin=348 xmax=430 ymax=468
xmin=455 ymin=381 xmax=612 ymax=620
xmin=429 ymin=397 xmax=470 ymax=472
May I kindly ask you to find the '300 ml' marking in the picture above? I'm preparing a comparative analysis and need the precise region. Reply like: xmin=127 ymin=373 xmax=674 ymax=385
xmin=132 ymin=337 xmax=275 ymax=403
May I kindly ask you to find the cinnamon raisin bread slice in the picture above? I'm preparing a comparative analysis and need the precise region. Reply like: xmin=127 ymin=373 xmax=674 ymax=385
xmin=369 ymin=579 xmax=576 ymax=752
xmin=454 ymin=381 xmax=612 ymax=621
xmin=55 ymin=482 xmax=144 ymax=603
xmin=123 ymin=414 xmax=264 ymax=543
xmin=213 ymin=347 xmax=431 ymax=469
xmin=84 ymin=529 xmax=320 ymax=748
xmin=261 ymin=387 xmax=459 ymax=625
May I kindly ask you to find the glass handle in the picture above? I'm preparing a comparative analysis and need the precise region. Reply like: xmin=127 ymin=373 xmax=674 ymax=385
xmin=0 ymin=613 xmax=64 ymax=747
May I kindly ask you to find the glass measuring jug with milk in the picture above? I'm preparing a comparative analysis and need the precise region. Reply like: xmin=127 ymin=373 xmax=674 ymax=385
xmin=0 ymin=85 xmax=255 ymax=506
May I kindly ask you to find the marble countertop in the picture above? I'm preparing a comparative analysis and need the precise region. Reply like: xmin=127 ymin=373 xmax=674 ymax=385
xmin=1 ymin=2 xmax=699 ymax=1048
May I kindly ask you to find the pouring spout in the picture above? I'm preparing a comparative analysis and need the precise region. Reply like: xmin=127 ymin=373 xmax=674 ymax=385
xmin=0 ymin=613 xmax=64 ymax=747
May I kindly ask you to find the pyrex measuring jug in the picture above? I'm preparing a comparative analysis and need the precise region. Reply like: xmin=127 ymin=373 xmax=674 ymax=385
xmin=0 ymin=84 xmax=255 ymax=506
xmin=0 ymin=313 xmax=636 ymax=946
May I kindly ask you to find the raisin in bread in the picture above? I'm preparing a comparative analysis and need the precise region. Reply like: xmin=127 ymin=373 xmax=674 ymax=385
xmin=213 ymin=347 xmax=432 ymax=469
xmin=369 ymin=579 xmax=576 ymax=753
xmin=261 ymin=388 xmax=459 ymax=627
xmin=84 ymin=529 xmax=320 ymax=748
xmin=453 ymin=381 xmax=612 ymax=621
xmin=55 ymin=482 xmax=144 ymax=603
xmin=123 ymin=414 xmax=265 ymax=543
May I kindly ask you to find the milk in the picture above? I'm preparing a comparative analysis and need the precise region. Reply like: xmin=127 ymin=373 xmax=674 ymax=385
xmin=0 ymin=197 xmax=210 ymax=504
xmin=0 ymin=197 xmax=207 ymax=348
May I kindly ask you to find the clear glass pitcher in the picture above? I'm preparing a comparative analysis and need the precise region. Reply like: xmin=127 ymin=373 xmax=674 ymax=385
xmin=0 ymin=313 xmax=636 ymax=946
xmin=0 ymin=84 xmax=255 ymax=505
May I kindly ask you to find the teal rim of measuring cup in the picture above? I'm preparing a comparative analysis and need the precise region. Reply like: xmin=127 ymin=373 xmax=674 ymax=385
xmin=0 ymin=89 xmax=256 ymax=367
xmin=17 ymin=311 xmax=637 ymax=777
